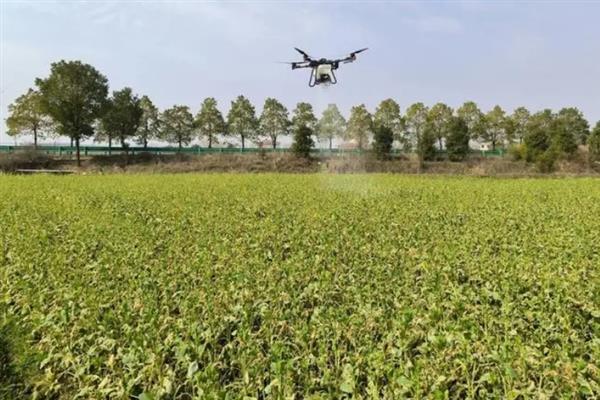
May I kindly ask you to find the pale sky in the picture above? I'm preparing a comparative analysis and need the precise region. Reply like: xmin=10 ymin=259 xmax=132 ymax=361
xmin=1 ymin=0 xmax=599 ymax=145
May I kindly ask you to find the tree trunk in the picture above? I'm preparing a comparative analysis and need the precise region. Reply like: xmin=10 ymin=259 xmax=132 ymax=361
xmin=241 ymin=135 xmax=245 ymax=150
xmin=438 ymin=137 xmax=443 ymax=151
xmin=143 ymin=138 xmax=148 ymax=149
xmin=272 ymin=136 xmax=277 ymax=149
xmin=208 ymin=135 xmax=212 ymax=149
xmin=33 ymin=127 xmax=38 ymax=149
xmin=178 ymin=138 xmax=182 ymax=150
xmin=329 ymin=137 xmax=333 ymax=150
xmin=492 ymin=139 xmax=496 ymax=151
xmin=76 ymin=137 xmax=81 ymax=167
xmin=108 ymin=136 xmax=112 ymax=155
xmin=70 ymin=137 xmax=74 ymax=147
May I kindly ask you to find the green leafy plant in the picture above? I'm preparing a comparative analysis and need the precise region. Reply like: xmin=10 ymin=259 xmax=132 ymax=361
xmin=1 ymin=175 xmax=599 ymax=399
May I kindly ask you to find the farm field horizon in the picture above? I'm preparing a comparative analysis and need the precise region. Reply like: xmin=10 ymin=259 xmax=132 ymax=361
xmin=1 ymin=174 xmax=599 ymax=399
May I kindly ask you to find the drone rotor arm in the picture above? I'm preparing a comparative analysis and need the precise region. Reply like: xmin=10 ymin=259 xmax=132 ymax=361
xmin=292 ymin=62 xmax=312 ymax=69
xmin=330 ymin=56 xmax=353 ymax=64
xmin=335 ymin=48 xmax=369 ymax=64
xmin=278 ymin=61 xmax=312 ymax=70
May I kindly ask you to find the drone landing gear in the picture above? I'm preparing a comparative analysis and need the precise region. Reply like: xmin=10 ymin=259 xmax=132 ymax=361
xmin=330 ymin=70 xmax=337 ymax=84
xmin=309 ymin=68 xmax=317 ymax=87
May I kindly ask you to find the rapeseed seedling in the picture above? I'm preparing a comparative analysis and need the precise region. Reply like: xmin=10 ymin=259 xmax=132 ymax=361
xmin=0 ymin=174 xmax=599 ymax=399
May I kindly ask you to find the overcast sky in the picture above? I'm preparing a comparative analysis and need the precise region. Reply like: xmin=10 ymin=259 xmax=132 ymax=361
xmin=1 ymin=0 xmax=599 ymax=145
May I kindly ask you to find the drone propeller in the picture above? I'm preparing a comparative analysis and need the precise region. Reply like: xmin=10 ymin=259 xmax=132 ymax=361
xmin=342 ymin=48 xmax=369 ymax=63
xmin=294 ymin=47 xmax=312 ymax=61
xmin=350 ymin=47 xmax=368 ymax=56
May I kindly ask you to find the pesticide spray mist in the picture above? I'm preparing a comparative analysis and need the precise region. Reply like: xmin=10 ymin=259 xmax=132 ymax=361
xmin=314 ymin=84 xmax=376 ymax=196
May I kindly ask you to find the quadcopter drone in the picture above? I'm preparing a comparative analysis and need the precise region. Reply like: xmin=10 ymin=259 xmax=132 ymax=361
xmin=283 ymin=47 xmax=368 ymax=87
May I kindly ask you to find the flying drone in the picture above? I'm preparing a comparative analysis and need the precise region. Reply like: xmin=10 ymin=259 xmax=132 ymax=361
xmin=282 ymin=47 xmax=368 ymax=87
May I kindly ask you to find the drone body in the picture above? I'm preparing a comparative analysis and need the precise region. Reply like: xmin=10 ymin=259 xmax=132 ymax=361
xmin=285 ymin=47 xmax=368 ymax=87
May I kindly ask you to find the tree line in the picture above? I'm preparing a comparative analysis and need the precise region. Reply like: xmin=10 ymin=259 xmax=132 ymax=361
xmin=6 ymin=60 xmax=600 ymax=167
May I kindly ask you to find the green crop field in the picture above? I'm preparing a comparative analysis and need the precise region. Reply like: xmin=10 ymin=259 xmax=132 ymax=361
xmin=1 ymin=174 xmax=599 ymax=399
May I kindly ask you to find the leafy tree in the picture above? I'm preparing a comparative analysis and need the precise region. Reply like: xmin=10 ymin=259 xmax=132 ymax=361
xmin=345 ymin=104 xmax=372 ymax=150
xmin=535 ymin=150 xmax=558 ymax=173
xmin=551 ymin=119 xmax=578 ymax=157
xmin=95 ymin=119 xmax=117 ymax=152
xmin=35 ymin=60 xmax=109 ymax=166
xmin=482 ymin=105 xmax=507 ymax=150
xmin=196 ymin=97 xmax=226 ymax=148
xmin=318 ymin=104 xmax=346 ymax=150
xmin=523 ymin=109 xmax=577 ymax=160
xmin=556 ymin=107 xmax=589 ymax=145
xmin=457 ymin=101 xmax=484 ymax=140
xmin=136 ymin=96 xmax=160 ymax=149
xmin=227 ymin=95 xmax=258 ymax=149
xmin=523 ymin=109 xmax=554 ymax=161
xmin=428 ymin=103 xmax=453 ymax=150
xmin=160 ymin=105 xmax=195 ymax=149
xmin=508 ymin=107 xmax=530 ymax=144
xmin=373 ymin=99 xmax=404 ymax=147
xmin=445 ymin=116 xmax=470 ymax=161
xmin=404 ymin=102 xmax=429 ymax=161
xmin=259 ymin=98 xmax=289 ymax=149
xmin=291 ymin=125 xmax=314 ymax=158
xmin=418 ymin=123 xmax=437 ymax=162
xmin=372 ymin=123 xmax=394 ymax=160
xmin=589 ymin=121 xmax=600 ymax=162
xmin=6 ymin=88 xmax=54 ymax=147
xmin=99 ymin=87 xmax=143 ymax=152
xmin=291 ymin=102 xmax=318 ymax=135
